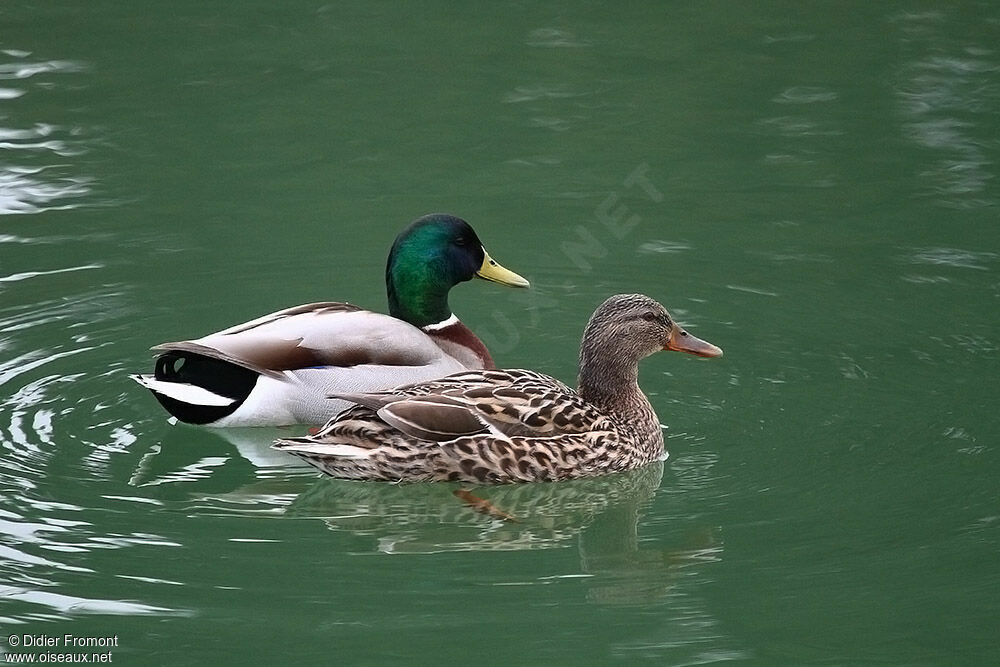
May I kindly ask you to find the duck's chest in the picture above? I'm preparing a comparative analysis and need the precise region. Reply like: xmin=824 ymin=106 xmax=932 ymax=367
xmin=424 ymin=320 xmax=495 ymax=369
xmin=608 ymin=402 xmax=665 ymax=462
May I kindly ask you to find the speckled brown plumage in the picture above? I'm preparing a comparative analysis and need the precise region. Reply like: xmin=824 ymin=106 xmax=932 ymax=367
xmin=274 ymin=294 xmax=723 ymax=484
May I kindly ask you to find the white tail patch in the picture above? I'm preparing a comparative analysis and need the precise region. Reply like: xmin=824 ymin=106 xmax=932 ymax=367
xmin=130 ymin=375 xmax=236 ymax=407
xmin=279 ymin=442 xmax=373 ymax=459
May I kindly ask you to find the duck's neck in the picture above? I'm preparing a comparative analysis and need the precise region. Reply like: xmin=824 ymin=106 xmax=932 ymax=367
xmin=578 ymin=345 xmax=662 ymax=447
xmin=579 ymin=349 xmax=643 ymax=414
xmin=423 ymin=316 xmax=495 ymax=370
xmin=386 ymin=263 xmax=453 ymax=328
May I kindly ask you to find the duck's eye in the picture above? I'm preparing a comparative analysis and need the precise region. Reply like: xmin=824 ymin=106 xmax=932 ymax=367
xmin=454 ymin=237 xmax=468 ymax=247
xmin=641 ymin=311 xmax=658 ymax=322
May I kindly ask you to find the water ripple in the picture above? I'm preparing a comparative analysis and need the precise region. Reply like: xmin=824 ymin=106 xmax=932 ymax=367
xmin=0 ymin=284 xmax=170 ymax=626
xmin=726 ymin=284 xmax=779 ymax=297
xmin=772 ymin=86 xmax=839 ymax=104
xmin=0 ymin=59 xmax=87 ymax=80
xmin=526 ymin=28 xmax=590 ymax=48
xmin=757 ymin=115 xmax=843 ymax=137
xmin=907 ymin=247 xmax=997 ymax=270
xmin=763 ymin=33 xmax=816 ymax=45
xmin=0 ymin=166 xmax=94 ymax=214
xmin=0 ymin=263 xmax=104 ymax=284
xmin=0 ymin=585 xmax=188 ymax=618
xmin=895 ymin=17 xmax=999 ymax=207
xmin=0 ymin=51 xmax=95 ymax=214
xmin=638 ymin=240 xmax=693 ymax=255
xmin=503 ymin=84 xmax=587 ymax=104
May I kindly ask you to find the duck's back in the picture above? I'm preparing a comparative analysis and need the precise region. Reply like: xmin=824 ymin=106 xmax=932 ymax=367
xmin=134 ymin=303 xmax=473 ymax=426
xmin=277 ymin=367 xmax=635 ymax=482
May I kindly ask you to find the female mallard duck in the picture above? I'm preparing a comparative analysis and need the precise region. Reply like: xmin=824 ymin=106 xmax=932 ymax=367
xmin=131 ymin=214 xmax=529 ymax=427
xmin=274 ymin=294 xmax=723 ymax=483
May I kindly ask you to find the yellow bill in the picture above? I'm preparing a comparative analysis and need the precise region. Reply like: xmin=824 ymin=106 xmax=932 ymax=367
xmin=476 ymin=249 xmax=530 ymax=288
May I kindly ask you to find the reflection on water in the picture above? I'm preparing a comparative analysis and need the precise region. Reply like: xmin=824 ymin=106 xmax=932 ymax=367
xmin=0 ymin=494 xmax=192 ymax=622
xmin=285 ymin=462 xmax=721 ymax=606
xmin=894 ymin=12 xmax=998 ymax=208
xmin=0 ymin=51 xmax=92 ymax=214
xmin=771 ymin=86 xmax=839 ymax=104
xmin=0 ymin=585 xmax=184 ymax=620
xmin=907 ymin=246 xmax=997 ymax=271
xmin=288 ymin=464 xmax=665 ymax=554
xmin=124 ymin=426 xmax=308 ymax=489
xmin=0 ymin=285 xmax=194 ymax=623
xmin=208 ymin=427 xmax=311 ymax=470
xmin=525 ymin=28 xmax=590 ymax=49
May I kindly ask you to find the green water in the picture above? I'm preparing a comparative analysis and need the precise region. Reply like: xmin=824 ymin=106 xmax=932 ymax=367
xmin=2 ymin=1 xmax=999 ymax=664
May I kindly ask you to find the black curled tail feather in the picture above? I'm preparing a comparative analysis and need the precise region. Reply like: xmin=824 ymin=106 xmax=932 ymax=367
xmin=148 ymin=351 xmax=259 ymax=424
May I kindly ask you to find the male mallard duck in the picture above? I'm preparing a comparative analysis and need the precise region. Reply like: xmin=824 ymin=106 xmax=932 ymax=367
xmin=273 ymin=294 xmax=722 ymax=483
xmin=131 ymin=214 xmax=529 ymax=427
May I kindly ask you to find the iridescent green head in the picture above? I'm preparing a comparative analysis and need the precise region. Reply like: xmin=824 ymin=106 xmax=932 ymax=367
xmin=385 ymin=214 xmax=529 ymax=328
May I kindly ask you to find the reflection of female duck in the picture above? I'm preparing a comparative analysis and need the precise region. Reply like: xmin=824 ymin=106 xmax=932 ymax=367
xmin=285 ymin=462 xmax=665 ymax=553
xmin=276 ymin=294 xmax=722 ymax=482
xmin=286 ymin=462 xmax=719 ymax=606
xmin=132 ymin=214 xmax=528 ymax=427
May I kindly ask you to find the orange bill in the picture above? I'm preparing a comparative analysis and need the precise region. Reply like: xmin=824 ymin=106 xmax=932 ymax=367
xmin=665 ymin=327 xmax=723 ymax=358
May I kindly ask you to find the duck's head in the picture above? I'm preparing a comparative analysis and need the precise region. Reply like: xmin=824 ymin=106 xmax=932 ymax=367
xmin=581 ymin=294 xmax=723 ymax=371
xmin=386 ymin=214 xmax=529 ymax=327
